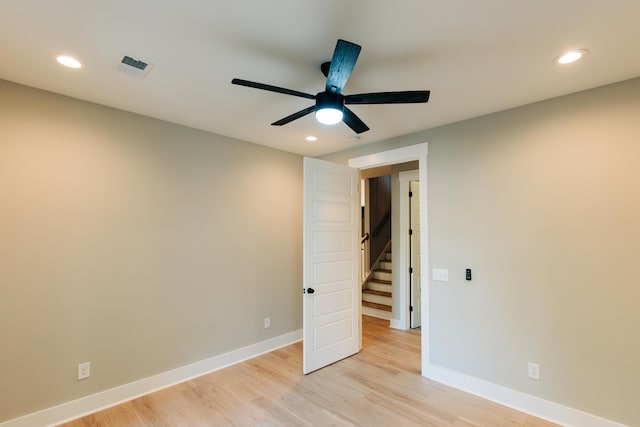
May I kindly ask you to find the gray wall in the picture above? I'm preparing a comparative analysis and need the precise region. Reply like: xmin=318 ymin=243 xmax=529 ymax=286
xmin=0 ymin=80 xmax=303 ymax=421
xmin=322 ymin=77 xmax=640 ymax=426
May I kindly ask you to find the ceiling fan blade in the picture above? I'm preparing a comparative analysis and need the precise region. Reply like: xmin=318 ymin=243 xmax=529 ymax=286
xmin=232 ymin=78 xmax=316 ymax=100
xmin=326 ymin=40 xmax=361 ymax=94
xmin=342 ymin=107 xmax=369 ymax=134
xmin=271 ymin=105 xmax=317 ymax=126
xmin=344 ymin=90 xmax=430 ymax=105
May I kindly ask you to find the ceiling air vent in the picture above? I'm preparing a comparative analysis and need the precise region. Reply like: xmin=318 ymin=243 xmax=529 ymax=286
xmin=122 ymin=56 xmax=147 ymax=70
xmin=118 ymin=55 xmax=154 ymax=79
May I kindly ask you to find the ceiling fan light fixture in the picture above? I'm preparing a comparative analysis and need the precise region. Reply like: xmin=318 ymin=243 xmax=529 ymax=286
xmin=316 ymin=107 xmax=343 ymax=125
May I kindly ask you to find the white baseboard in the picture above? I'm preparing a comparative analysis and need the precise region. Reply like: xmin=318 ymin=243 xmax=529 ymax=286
xmin=389 ymin=319 xmax=408 ymax=330
xmin=1 ymin=330 xmax=303 ymax=427
xmin=426 ymin=364 xmax=627 ymax=427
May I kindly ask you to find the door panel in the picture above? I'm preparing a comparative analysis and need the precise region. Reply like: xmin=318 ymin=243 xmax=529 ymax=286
xmin=303 ymin=157 xmax=360 ymax=374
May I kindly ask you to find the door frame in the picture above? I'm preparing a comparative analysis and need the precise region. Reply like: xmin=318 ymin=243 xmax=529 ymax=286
xmin=348 ymin=142 xmax=430 ymax=376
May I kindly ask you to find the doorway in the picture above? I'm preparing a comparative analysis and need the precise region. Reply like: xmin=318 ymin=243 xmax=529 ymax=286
xmin=349 ymin=143 xmax=429 ymax=375
xmin=361 ymin=166 xmax=419 ymax=327
xmin=360 ymin=170 xmax=393 ymax=320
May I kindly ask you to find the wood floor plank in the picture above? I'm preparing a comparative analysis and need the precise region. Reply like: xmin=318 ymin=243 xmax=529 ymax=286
xmin=58 ymin=316 xmax=559 ymax=427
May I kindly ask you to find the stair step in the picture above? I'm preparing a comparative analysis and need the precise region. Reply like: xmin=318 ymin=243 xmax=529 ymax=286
xmin=373 ymin=270 xmax=392 ymax=281
xmin=367 ymin=284 xmax=392 ymax=293
xmin=363 ymin=289 xmax=391 ymax=298
xmin=363 ymin=292 xmax=392 ymax=306
xmin=362 ymin=246 xmax=393 ymax=318
xmin=362 ymin=301 xmax=392 ymax=312
xmin=366 ymin=279 xmax=392 ymax=293
xmin=368 ymin=278 xmax=391 ymax=285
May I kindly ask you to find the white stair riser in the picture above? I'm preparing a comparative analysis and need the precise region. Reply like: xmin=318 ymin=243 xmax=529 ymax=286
xmin=362 ymin=306 xmax=392 ymax=320
xmin=367 ymin=282 xmax=392 ymax=293
xmin=379 ymin=261 xmax=392 ymax=270
xmin=363 ymin=294 xmax=392 ymax=306
xmin=384 ymin=253 xmax=392 ymax=261
xmin=373 ymin=270 xmax=392 ymax=281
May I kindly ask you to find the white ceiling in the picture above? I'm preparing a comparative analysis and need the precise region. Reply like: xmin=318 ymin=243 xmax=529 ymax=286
xmin=1 ymin=1 xmax=639 ymax=157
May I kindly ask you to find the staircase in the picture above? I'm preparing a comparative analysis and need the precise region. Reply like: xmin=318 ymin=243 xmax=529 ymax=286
xmin=362 ymin=249 xmax=392 ymax=320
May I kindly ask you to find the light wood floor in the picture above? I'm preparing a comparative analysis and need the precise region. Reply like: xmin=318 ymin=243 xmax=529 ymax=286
xmin=59 ymin=316 xmax=558 ymax=426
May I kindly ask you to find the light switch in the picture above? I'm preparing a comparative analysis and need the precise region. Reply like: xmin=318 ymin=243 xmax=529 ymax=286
xmin=432 ymin=268 xmax=449 ymax=282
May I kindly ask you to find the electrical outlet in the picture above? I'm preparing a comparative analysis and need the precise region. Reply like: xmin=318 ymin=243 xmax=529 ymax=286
xmin=528 ymin=362 xmax=540 ymax=380
xmin=264 ymin=317 xmax=271 ymax=329
xmin=78 ymin=362 xmax=91 ymax=380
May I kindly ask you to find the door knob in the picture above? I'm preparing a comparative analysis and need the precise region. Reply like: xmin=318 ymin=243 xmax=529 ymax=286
xmin=306 ymin=288 xmax=315 ymax=294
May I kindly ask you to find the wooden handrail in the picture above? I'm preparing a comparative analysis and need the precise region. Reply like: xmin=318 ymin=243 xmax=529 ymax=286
xmin=361 ymin=239 xmax=392 ymax=287
xmin=361 ymin=232 xmax=370 ymax=244
xmin=372 ymin=208 xmax=391 ymax=237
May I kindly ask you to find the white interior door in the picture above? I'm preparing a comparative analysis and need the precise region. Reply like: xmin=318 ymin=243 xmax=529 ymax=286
xmin=410 ymin=180 xmax=422 ymax=328
xmin=303 ymin=157 xmax=360 ymax=374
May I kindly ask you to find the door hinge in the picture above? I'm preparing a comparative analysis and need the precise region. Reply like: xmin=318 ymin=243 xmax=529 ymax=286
xmin=409 ymin=229 xmax=413 ymax=235
xmin=409 ymin=267 xmax=413 ymax=274
xmin=410 ymin=305 xmax=413 ymax=312
xmin=409 ymin=191 xmax=413 ymax=198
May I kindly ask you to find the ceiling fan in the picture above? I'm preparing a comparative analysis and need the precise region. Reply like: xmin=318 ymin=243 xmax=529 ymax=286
xmin=231 ymin=39 xmax=430 ymax=134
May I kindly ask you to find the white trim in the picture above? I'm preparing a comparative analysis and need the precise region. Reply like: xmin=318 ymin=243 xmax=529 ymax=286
xmin=349 ymin=143 xmax=429 ymax=170
xmin=0 ymin=330 xmax=303 ymax=427
xmin=349 ymin=142 xmax=430 ymax=374
xmin=389 ymin=319 xmax=405 ymax=329
xmin=427 ymin=364 xmax=628 ymax=427
xmin=397 ymin=170 xmax=419 ymax=331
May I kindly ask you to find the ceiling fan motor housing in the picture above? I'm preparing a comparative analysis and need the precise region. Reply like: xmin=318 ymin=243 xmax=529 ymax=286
xmin=315 ymin=91 xmax=344 ymax=124
xmin=316 ymin=91 xmax=344 ymax=112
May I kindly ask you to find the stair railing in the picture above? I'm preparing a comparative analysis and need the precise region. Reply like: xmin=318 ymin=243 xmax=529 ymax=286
xmin=371 ymin=207 xmax=391 ymax=237
xmin=360 ymin=232 xmax=370 ymax=283
xmin=362 ymin=206 xmax=391 ymax=285
xmin=362 ymin=238 xmax=392 ymax=288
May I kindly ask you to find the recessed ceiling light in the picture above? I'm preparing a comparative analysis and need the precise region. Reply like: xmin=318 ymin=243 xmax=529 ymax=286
xmin=56 ymin=55 xmax=82 ymax=68
xmin=555 ymin=49 xmax=589 ymax=65
xmin=305 ymin=136 xmax=318 ymax=142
